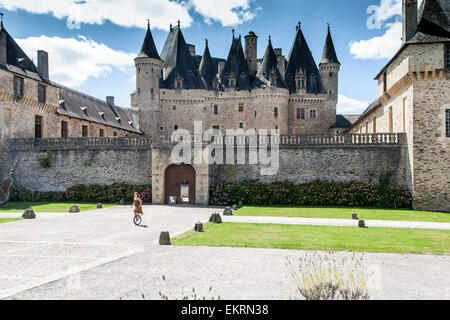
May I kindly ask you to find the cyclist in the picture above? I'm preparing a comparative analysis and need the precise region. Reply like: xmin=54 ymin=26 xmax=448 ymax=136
xmin=131 ymin=192 xmax=143 ymax=223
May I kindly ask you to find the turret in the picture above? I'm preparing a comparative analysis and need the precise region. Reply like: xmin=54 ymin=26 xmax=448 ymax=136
xmin=133 ymin=20 xmax=163 ymax=135
xmin=319 ymin=24 xmax=340 ymax=103
xmin=244 ymin=31 xmax=258 ymax=78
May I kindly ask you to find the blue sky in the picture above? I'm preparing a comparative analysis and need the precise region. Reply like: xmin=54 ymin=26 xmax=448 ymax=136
xmin=0 ymin=0 xmax=406 ymax=114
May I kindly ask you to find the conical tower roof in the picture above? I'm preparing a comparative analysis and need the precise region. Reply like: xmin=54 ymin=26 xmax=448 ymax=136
xmin=136 ymin=21 xmax=161 ymax=60
xmin=220 ymin=32 xmax=250 ymax=90
xmin=199 ymin=39 xmax=217 ymax=89
xmin=416 ymin=0 xmax=450 ymax=39
xmin=320 ymin=25 xmax=340 ymax=65
xmin=285 ymin=24 xmax=326 ymax=94
xmin=255 ymin=37 xmax=287 ymax=88
xmin=160 ymin=23 xmax=204 ymax=89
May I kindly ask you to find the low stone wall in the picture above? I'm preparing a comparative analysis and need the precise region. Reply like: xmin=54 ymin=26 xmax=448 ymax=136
xmin=211 ymin=144 xmax=410 ymax=189
xmin=5 ymin=148 xmax=152 ymax=192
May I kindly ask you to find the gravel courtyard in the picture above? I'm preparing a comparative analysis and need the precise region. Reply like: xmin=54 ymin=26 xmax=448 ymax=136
xmin=0 ymin=205 xmax=449 ymax=300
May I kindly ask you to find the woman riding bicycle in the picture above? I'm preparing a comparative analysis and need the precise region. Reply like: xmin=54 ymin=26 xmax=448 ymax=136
xmin=131 ymin=192 xmax=144 ymax=218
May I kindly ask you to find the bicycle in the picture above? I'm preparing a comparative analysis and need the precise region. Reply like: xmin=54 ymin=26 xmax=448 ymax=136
xmin=133 ymin=214 xmax=142 ymax=226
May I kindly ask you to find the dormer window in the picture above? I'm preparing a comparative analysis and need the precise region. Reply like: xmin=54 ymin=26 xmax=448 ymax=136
xmin=175 ymin=74 xmax=183 ymax=89
xmin=295 ymin=69 xmax=307 ymax=91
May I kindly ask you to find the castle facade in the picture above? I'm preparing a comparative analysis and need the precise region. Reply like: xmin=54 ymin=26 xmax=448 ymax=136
xmin=131 ymin=22 xmax=341 ymax=136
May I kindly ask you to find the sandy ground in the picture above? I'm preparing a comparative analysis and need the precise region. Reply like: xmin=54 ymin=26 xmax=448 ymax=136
xmin=0 ymin=205 xmax=448 ymax=300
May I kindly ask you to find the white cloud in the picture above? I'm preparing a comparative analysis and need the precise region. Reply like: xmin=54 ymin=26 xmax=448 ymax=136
xmin=0 ymin=0 xmax=193 ymax=30
xmin=190 ymin=0 xmax=260 ymax=26
xmin=349 ymin=21 xmax=402 ymax=60
xmin=0 ymin=0 xmax=259 ymax=29
xmin=366 ymin=0 xmax=401 ymax=30
xmin=17 ymin=35 xmax=135 ymax=87
xmin=337 ymin=94 xmax=370 ymax=114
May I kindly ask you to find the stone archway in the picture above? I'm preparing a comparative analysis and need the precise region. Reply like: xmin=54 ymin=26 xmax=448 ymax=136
xmin=164 ymin=164 xmax=196 ymax=204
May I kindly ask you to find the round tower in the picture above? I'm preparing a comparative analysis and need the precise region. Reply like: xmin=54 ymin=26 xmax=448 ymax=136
xmin=133 ymin=20 xmax=163 ymax=135
xmin=319 ymin=25 xmax=340 ymax=104
xmin=244 ymin=31 xmax=258 ymax=78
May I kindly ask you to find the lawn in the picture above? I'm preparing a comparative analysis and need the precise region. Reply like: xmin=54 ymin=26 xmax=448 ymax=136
xmin=235 ymin=206 xmax=450 ymax=223
xmin=0 ymin=218 xmax=22 ymax=224
xmin=172 ymin=223 xmax=450 ymax=255
xmin=0 ymin=202 xmax=116 ymax=213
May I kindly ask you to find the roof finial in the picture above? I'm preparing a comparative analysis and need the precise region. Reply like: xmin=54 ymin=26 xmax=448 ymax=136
xmin=170 ymin=23 xmax=173 ymax=32
xmin=0 ymin=12 xmax=3 ymax=28
xmin=269 ymin=35 xmax=271 ymax=43
xmin=327 ymin=23 xmax=330 ymax=32
xmin=147 ymin=19 xmax=150 ymax=30
xmin=296 ymin=21 xmax=301 ymax=31
xmin=177 ymin=20 xmax=180 ymax=28
xmin=232 ymin=29 xmax=235 ymax=39
xmin=205 ymin=38 xmax=208 ymax=46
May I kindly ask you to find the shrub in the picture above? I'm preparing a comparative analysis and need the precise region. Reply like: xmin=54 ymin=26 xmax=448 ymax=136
xmin=37 ymin=152 xmax=52 ymax=168
xmin=209 ymin=180 xmax=412 ymax=209
xmin=9 ymin=183 xmax=152 ymax=203
xmin=287 ymin=251 xmax=371 ymax=300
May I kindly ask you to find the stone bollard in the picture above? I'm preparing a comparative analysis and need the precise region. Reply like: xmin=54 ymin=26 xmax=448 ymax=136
xmin=209 ymin=213 xmax=222 ymax=224
xmin=238 ymin=201 xmax=244 ymax=208
xmin=352 ymin=213 xmax=358 ymax=220
xmin=231 ymin=205 xmax=238 ymax=211
xmin=159 ymin=232 xmax=171 ymax=245
xmin=358 ymin=220 xmax=367 ymax=228
xmin=97 ymin=203 xmax=103 ymax=209
xmin=194 ymin=222 xmax=204 ymax=232
xmin=69 ymin=205 xmax=80 ymax=213
xmin=223 ymin=207 xmax=233 ymax=216
xmin=120 ymin=198 xmax=125 ymax=205
xmin=22 ymin=209 xmax=36 ymax=220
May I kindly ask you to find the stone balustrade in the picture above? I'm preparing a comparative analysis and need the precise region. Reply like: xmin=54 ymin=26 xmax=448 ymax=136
xmin=4 ymin=133 xmax=403 ymax=151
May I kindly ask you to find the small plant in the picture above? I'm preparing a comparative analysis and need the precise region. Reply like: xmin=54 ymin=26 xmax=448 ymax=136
xmin=376 ymin=170 xmax=393 ymax=194
xmin=287 ymin=251 xmax=371 ymax=300
xmin=83 ymin=152 xmax=97 ymax=167
xmin=37 ymin=152 xmax=52 ymax=169
xmin=156 ymin=275 xmax=221 ymax=300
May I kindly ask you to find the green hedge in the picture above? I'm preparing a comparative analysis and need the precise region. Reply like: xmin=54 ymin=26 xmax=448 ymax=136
xmin=209 ymin=181 xmax=412 ymax=209
xmin=9 ymin=184 xmax=152 ymax=203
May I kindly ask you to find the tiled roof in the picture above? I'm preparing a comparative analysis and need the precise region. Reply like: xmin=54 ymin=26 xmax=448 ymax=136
xmin=160 ymin=26 xmax=204 ymax=89
xmin=320 ymin=25 xmax=340 ymax=65
xmin=285 ymin=26 xmax=326 ymax=94
xmin=220 ymin=35 xmax=251 ymax=90
xmin=255 ymin=37 xmax=287 ymax=89
xmin=56 ymin=85 xmax=141 ymax=134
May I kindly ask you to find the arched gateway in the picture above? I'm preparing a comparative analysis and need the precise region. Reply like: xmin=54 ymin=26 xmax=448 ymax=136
xmin=164 ymin=164 xmax=196 ymax=204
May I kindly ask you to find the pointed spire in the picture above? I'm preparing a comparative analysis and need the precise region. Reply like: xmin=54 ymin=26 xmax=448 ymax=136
xmin=285 ymin=25 xmax=326 ymax=94
xmin=199 ymin=38 xmax=217 ymax=89
xmin=256 ymin=37 xmax=287 ymax=88
xmin=320 ymin=23 xmax=340 ymax=65
xmin=159 ymin=25 xmax=204 ymax=89
xmin=221 ymin=35 xmax=250 ymax=90
xmin=137 ymin=19 xmax=161 ymax=60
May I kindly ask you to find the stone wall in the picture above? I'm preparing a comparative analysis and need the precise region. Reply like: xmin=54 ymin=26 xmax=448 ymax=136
xmin=211 ymin=144 xmax=410 ymax=189
xmin=3 ymin=148 xmax=152 ymax=192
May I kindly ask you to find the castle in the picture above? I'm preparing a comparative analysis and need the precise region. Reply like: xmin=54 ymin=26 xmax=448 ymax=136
xmin=132 ymin=21 xmax=341 ymax=136
xmin=0 ymin=0 xmax=449 ymax=212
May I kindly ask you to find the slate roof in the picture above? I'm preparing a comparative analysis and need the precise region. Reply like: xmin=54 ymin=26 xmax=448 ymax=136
xmin=255 ymin=38 xmax=287 ymax=88
xmin=199 ymin=39 xmax=218 ymax=90
xmin=160 ymin=25 xmax=204 ymax=89
xmin=320 ymin=25 xmax=340 ymax=65
xmin=220 ymin=35 xmax=251 ymax=90
xmin=136 ymin=21 xmax=161 ymax=60
xmin=0 ymin=23 xmax=47 ymax=83
xmin=376 ymin=0 xmax=450 ymax=79
xmin=56 ymin=85 xmax=141 ymax=134
xmin=331 ymin=114 xmax=361 ymax=128
xmin=285 ymin=26 xmax=326 ymax=94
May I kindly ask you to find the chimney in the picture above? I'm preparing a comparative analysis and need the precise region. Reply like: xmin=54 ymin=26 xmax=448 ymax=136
xmin=0 ymin=28 xmax=6 ymax=65
xmin=402 ymin=0 xmax=418 ymax=43
xmin=244 ymin=31 xmax=258 ymax=78
xmin=106 ymin=96 xmax=115 ymax=106
xmin=37 ymin=50 xmax=49 ymax=79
